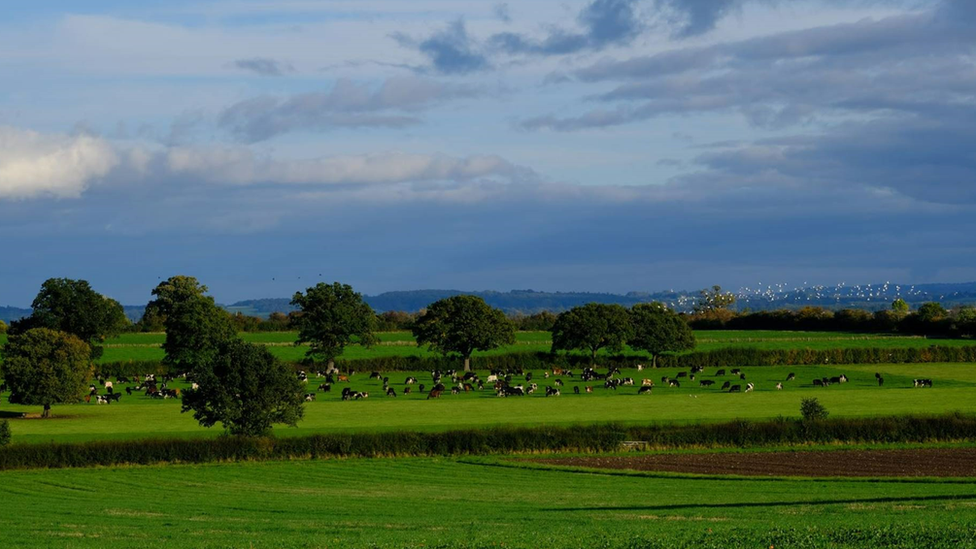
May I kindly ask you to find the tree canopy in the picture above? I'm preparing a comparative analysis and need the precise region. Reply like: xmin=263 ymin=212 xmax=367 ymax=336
xmin=291 ymin=282 xmax=377 ymax=369
xmin=412 ymin=295 xmax=515 ymax=371
xmin=181 ymin=339 xmax=305 ymax=437
xmin=0 ymin=328 xmax=93 ymax=417
xmin=628 ymin=302 xmax=696 ymax=366
xmin=694 ymin=285 xmax=737 ymax=313
xmin=147 ymin=276 xmax=236 ymax=371
xmin=551 ymin=303 xmax=633 ymax=360
xmin=10 ymin=278 xmax=127 ymax=359
xmin=892 ymin=298 xmax=910 ymax=314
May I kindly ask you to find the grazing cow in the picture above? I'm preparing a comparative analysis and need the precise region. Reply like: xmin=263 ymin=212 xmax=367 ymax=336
xmin=691 ymin=366 xmax=704 ymax=374
xmin=486 ymin=375 xmax=498 ymax=383
xmin=96 ymin=395 xmax=110 ymax=404
xmin=621 ymin=378 xmax=635 ymax=386
xmin=573 ymin=386 xmax=580 ymax=394
xmin=585 ymin=386 xmax=593 ymax=393
xmin=106 ymin=392 xmax=122 ymax=402
xmin=404 ymin=376 xmax=417 ymax=385
xmin=875 ymin=372 xmax=882 ymax=379
xmin=877 ymin=376 xmax=884 ymax=387
xmin=721 ymin=381 xmax=731 ymax=390
xmin=419 ymin=384 xmax=426 ymax=393
xmin=545 ymin=386 xmax=560 ymax=397
xmin=354 ymin=391 xmax=369 ymax=400
xmin=641 ymin=379 xmax=654 ymax=387
xmin=89 ymin=385 xmax=98 ymax=396
xmin=813 ymin=379 xmax=825 ymax=387
xmin=427 ymin=389 xmax=443 ymax=399
xmin=404 ymin=387 xmax=412 ymax=395
xmin=304 ymin=393 xmax=316 ymax=402
xmin=451 ymin=387 xmax=461 ymax=395
xmin=690 ymin=375 xmax=696 ymax=381
xmin=730 ymin=369 xmax=741 ymax=375
xmin=638 ymin=386 xmax=653 ymax=395
xmin=729 ymin=384 xmax=742 ymax=393
xmin=668 ymin=379 xmax=681 ymax=388
xmin=498 ymin=386 xmax=524 ymax=397
xmin=604 ymin=379 xmax=619 ymax=390
xmin=336 ymin=375 xmax=350 ymax=383
xmin=552 ymin=368 xmax=564 ymax=376
xmin=775 ymin=382 xmax=783 ymax=390
xmin=554 ymin=379 xmax=564 ymax=387
xmin=126 ymin=386 xmax=133 ymax=396
xmin=745 ymin=383 xmax=754 ymax=393
xmin=913 ymin=379 xmax=933 ymax=388
xmin=739 ymin=373 xmax=746 ymax=380
xmin=839 ymin=374 xmax=848 ymax=383
xmin=661 ymin=376 xmax=670 ymax=384
xmin=318 ymin=383 xmax=332 ymax=392
xmin=829 ymin=376 xmax=842 ymax=384
xmin=715 ymin=369 xmax=726 ymax=377
xmin=463 ymin=383 xmax=474 ymax=392
xmin=525 ymin=372 xmax=533 ymax=382
xmin=676 ymin=372 xmax=687 ymax=378
xmin=786 ymin=373 xmax=796 ymax=382
xmin=369 ymin=371 xmax=382 ymax=380
xmin=637 ymin=364 xmax=644 ymax=371
xmin=386 ymin=388 xmax=397 ymax=397
xmin=699 ymin=380 xmax=715 ymax=387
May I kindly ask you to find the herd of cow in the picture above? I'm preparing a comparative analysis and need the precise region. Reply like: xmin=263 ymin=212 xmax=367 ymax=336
xmin=65 ymin=365 xmax=937 ymax=405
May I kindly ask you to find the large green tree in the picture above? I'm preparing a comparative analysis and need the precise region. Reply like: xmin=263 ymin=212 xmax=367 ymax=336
xmin=181 ymin=340 xmax=305 ymax=436
xmin=10 ymin=278 xmax=127 ymax=359
xmin=291 ymin=282 xmax=377 ymax=370
xmin=628 ymin=302 xmax=696 ymax=367
xmin=412 ymin=295 xmax=515 ymax=372
xmin=550 ymin=303 xmax=633 ymax=361
xmin=0 ymin=328 xmax=93 ymax=418
xmin=693 ymin=285 xmax=737 ymax=313
xmin=146 ymin=276 xmax=236 ymax=371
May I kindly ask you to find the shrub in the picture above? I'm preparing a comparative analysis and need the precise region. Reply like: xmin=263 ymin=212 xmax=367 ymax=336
xmin=800 ymin=398 xmax=829 ymax=421
xmin=0 ymin=420 xmax=10 ymax=447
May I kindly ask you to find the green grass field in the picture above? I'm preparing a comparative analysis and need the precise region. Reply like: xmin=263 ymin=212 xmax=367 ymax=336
xmin=75 ymin=330 xmax=974 ymax=364
xmin=1 ymin=455 xmax=974 ymax=548
xmin=3 ymin=362 xmax=975 ymax=445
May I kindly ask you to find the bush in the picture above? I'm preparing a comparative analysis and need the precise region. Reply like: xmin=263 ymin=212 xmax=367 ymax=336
xmin=800 ymin=398 xmax=829 ymax=421
xmin=0 ymin=420 xmax=10 ymax=447
xmin=0 ymin=319 xmax=7 ymax=334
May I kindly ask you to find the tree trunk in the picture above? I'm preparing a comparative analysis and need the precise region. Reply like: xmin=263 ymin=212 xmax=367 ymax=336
xmin=652 ymin=354 xmax=657 ymax=369
xmin=591 ymin=348 xmax=598 ymax=367
xmin=42 ymin=403 xmax=51 ymax=418
xmin=463 ymin=356 xmax=471 ymax=372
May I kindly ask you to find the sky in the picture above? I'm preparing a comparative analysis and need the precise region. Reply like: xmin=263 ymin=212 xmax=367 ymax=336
xmin=1 ymin=0 xmax=975 ymax=306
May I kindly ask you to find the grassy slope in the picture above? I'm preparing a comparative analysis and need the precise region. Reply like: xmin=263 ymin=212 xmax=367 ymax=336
xmin=3 ymin=363 xmax=976 ymax=445
xmin=0 ymin=456 xmax=974 ymax=548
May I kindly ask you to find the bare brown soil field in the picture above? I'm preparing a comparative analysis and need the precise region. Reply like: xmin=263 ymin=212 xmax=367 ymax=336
xmin=531 ymin=448 xmax=976 ymax=477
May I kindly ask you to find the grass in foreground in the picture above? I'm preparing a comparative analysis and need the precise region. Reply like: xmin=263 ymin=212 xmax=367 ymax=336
xmin=0 ymin=456 xmax=974 ymax=548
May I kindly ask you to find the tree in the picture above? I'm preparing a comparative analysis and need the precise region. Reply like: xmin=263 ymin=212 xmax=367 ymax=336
xmin=891 ymin=298 xmax=910 ymax=314
xmin=0 ymin=328 xmax=93 ymax=418
xmin=0 ymin=319 xmax=6 ymax=334
xmin=953 ymin=307 xmax=976 ymax=338
xmin=800 ymin=397 xmax=829 ymax=421
xmin=551 ymin=303 xmax=633 ymax=362
xmin=412 ymin=295 xmax=515 ymax=372
xmin=181 ymin=340 xmax=305 ymax=437
xmin=10 ymin=278 xmax=128 ymax=359
xmin=0 ymin=419 xmax=9 ymax=446
xmin=291 ymin=282 xmax=377 ymax=371
xmin=146 ymin=276 xmax=236 ymax=371
xmin=628 ymin=303 xmax=696 ymax=367
xmin=694 ymin=285 xmax=737 ymax=313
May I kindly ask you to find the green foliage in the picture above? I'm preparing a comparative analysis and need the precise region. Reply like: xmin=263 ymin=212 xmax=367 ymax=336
xmin=291 ymin=282 xmax=377 ymax=366
xmin=892 ymin=298 xmax=910 ymax=313
xmin=181 ymin=340 xmax=305 ymax=437
xmin=412 ymin=295 xmax=516 ymax=371
xmin=628 ymin=302 xmax=695 ymax=363
xmin=10 ymin=278 xmax=127 ymax=358
xmin=551 ymin=303 xmax=633 ymax=358
xmin=801 ymin=397 xmax=830 ymax=421
xmin=0 ymin=328 xmax=93 ymax=417
xmin=511 ymin=311 xmax=558 ymax=331
xmin=148 ymin=276 xmax=236 ymax=371
xmin=0 ymin=419 xmax=9 ymax=446
xmin=0 ymin=320 xmax=7 ymax=334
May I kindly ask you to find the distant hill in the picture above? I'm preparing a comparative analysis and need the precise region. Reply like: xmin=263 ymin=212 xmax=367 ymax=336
xmin=0 ymin=306 xmax=31 ymax=324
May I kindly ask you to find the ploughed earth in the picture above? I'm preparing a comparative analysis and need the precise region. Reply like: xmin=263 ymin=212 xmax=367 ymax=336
xmin=529 ymin=448 xmax=976 ymax=477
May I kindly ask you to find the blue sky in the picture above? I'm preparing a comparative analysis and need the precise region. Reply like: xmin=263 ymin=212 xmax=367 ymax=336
xmin=1 ymin=0 xmax=975 ymax=306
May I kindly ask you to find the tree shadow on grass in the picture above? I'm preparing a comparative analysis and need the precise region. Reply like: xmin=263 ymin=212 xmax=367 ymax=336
xmin=545 ymin=493 xmax=976 ymax=513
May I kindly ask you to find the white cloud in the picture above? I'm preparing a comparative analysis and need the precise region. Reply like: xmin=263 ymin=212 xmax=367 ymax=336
xmin=0 ymin=127 xmax=118 ymax=199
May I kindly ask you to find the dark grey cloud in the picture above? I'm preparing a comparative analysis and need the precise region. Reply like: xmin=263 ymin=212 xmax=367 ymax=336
xmin=489 ymin=0 xmax=643 ymax=56
xmin=524 ymin=7 xmax=976 ymax=131
xmin=233 ymin=57 xmax=294 ymax=76
xmin=393 ymin=19 xmax=489 ymax=74
xmin=218 ymin=77 xmax=479 ymax=142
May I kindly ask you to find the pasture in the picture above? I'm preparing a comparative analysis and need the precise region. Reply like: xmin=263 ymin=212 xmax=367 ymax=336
xmin=3 ymin=362 xmax=975 ymax=445
xmin=81 ymin=330 xmax=976 ymax=364
xmin=1 ymin=455 xmax=975 ymax=548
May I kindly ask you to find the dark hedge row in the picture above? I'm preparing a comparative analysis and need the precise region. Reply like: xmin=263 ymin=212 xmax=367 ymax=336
xmin=2 ymin=414 xmax=975 ymax=470
xmin=0 ymin=424 xmax=625 ymax=470
xmin=95 ymin=345 xmax=976 ymax=378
